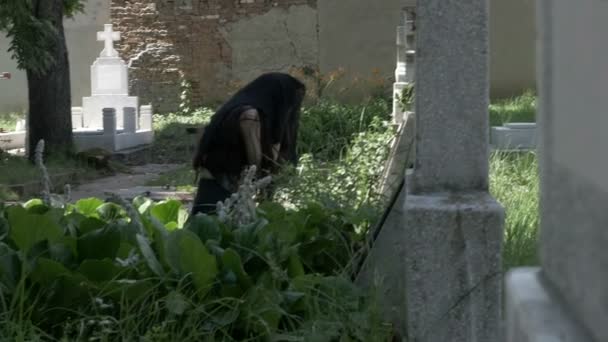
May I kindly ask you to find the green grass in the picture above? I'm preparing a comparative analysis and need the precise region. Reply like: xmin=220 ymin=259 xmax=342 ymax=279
xmin=0 ymin=153 xmax=108 ymax=201
xmin=489 ymin=89 xmax=536 ymax=126
xmin=0 ymin=112 xmax=24 ymax=132
xmin=147 ymin=166 xmax=196 ymax=192
xmin=490 ymin=151 xmax=539 ymax=269
xmin=149 ymin=109 xmax=214 ymax=164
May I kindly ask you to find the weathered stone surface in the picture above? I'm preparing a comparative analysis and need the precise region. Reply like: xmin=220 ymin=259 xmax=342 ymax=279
xmin=505 ymin=268 xmax=594 ymax=342
xmin=412 ymin=0 xmax=490 ymax=193
xmin=490 ymin=123 xmax=537 ymax=150
xmin=504 ymin=0 xmax=608 ymax=341
xmin=403 ymin=192 xmax=504 ymax=342
xmin=355 ymin=186 xmax=407 ymax=335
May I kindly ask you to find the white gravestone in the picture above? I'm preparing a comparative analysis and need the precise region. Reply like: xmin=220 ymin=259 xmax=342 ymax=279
xmin=70 ymin=24 xmax=154 ymax=152
xmin=81 ymin=24 xmax=138 ymax=129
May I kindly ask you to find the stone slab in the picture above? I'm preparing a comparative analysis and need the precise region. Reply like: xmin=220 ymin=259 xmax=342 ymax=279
xmin=91 ymin=56 xmax=129 ymax=96
xmin=379 ymin=113 xmax=415 ymax=203
xmin=0 ymin=131 xmax=25 ymax=150
xmin=403 ymin=192 xmax=504 ymax=342
xmin=505 ymin=268 xmax=594 ymax=342
xmin=532 ymin=0 xmax=608 ymax=340
xmin=490 ymin=125 xmax=537 ymax=150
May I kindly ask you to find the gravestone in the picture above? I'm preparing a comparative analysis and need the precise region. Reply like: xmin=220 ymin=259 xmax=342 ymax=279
xmin=358 ymin=3 xmax=504 ymax=340
xmin=357 ymin=11 xmax=417 ymax=329
xmin=402 ymin=0 xmax=504 ymax=340
xmin=80 ymin=24 xmax=138 ymax=130
xmin=491 ymin=122 xmax=538 ymax=150
xmin=505 ymin=0 xmax=608 ymax=341
xmin=380 ymin=6 xmax=417 ymax=203
xmin=71 ymin=24 xmax=154 ymax=153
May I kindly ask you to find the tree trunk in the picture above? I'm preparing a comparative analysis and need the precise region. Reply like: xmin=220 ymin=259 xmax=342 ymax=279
xmin=26 ymin=0 xmax=73 ymax=161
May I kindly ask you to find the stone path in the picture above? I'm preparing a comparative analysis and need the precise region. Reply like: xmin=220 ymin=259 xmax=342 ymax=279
xmin=70 ymin=163 xmax=187 ymax=201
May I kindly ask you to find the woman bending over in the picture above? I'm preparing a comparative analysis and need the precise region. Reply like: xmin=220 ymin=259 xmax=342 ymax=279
xmin=191 ymin=72 xmax=306 ymax=215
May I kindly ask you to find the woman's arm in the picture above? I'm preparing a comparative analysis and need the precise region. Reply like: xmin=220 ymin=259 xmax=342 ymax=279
xmin=239 ymin=108 xmax=263 ymax=168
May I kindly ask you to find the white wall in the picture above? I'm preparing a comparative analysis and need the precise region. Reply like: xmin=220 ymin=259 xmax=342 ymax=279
xmin=0 ymin=0 xmax=110 ymax=114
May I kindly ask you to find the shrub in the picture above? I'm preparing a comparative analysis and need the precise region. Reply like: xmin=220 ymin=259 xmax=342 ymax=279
xmin=0 ymin=195 xmax=394 ymax=340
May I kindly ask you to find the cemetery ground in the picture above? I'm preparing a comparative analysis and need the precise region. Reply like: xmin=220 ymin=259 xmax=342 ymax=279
xmin=0 ymin=92 xmax=538 ymax=340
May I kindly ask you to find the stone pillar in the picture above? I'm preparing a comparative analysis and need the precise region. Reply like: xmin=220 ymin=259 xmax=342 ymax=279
xmin=402 ymin=0 xmax=504 ymax=341
xmin=71 ymin=107 xmax=83 ymax=129
xmin=102 ymin=108 xmax=117 ymax=136
xmin=123 ymin=107 xmax=137 ymax=133
xmin=392 ymin=7 xmax=416 ymax=126
xmin=505 ymin=0 xmax=608 ymax=341
xmin=139 ymin=104 xmax=153 ymax=131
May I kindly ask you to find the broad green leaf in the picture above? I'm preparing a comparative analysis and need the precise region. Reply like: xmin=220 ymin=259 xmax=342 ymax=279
xmin=77 ymin=225 xmax=121 ymax=260
xmin=30 ymin=258 xmax=72 ymax=284
xmin=287 ymin=254 xmax=305 ymax=278
xmin=23 ymin=199 xmax=44 ymax=209
xmin=0 ymin=214 xmax=8 ymax=240
xmin=74 ymin=198 xmax=104 ymax=217
xmin=117 ymin=242 xmax=134 ymax=259
xmin=222 ymin=248 xmax=252 ymax=290
xmin=7 ymin=205 xmax=63 ymax=252
xmin=78 ymin=259 xmax=123 ymax=282
xmin=178 ymin=209 xmax=189 ymax=229
xmin=96 ymin=202 xmax=126 ymax=221
xmin=0 ymin=243 xmax=20 ymax=293
xmin=185 ymin=214 xmax=221 ymax=243
xmin=150 ymin=199 xmax=183 ymax=226
xmin=165 ymin=290 xmax=190 ymax=315
xmin=165 ymin=221 xmax=178 ymax=231
xmin=165 ymin=230 xmax=217 ymax=298
xmin=78 ymin=217 xmax=106 ymax=235
xmin=133 ymin=196 xmax=153 ymax=215
xmin=257 ymin=201 xmax=286 ymax=221
xmin=49 ymin=236 xmax=78 ymax=264
xmin=136 ymin=234 xmax=165 ymax=277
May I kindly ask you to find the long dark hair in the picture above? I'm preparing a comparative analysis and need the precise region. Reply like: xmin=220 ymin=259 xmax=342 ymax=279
xmin=193 ymin=72 xmax=306 ymax=179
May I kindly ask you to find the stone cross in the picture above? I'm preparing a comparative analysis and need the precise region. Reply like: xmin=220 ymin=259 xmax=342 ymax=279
xmin=97 ymin=24 xmax=121 ymax=58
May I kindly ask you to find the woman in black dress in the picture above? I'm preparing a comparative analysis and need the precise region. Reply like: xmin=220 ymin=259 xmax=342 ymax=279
xmin=190 ymin=72 xmax=306 ymax=215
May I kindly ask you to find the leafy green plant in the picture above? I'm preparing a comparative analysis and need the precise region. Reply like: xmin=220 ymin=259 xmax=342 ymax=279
xmin=396 ymin=83 xmax=415 ymax=113
xmin=0 ymin=195 xmax=394 ymax=340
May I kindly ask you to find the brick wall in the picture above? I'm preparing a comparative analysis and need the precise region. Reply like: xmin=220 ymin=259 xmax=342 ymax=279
xmin=111 ymin=0 xmax=317 ymax=113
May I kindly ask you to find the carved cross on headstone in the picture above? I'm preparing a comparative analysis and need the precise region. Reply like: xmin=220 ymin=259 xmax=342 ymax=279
xmin=97 ymin=24 xmax=121 ymax=58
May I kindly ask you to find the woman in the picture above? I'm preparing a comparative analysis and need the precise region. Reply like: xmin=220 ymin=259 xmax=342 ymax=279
xmin=191 ymin=72 xmax=306 ymax=215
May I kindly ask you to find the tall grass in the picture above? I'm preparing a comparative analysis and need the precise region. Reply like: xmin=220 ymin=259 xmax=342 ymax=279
xmin=0 ymin=112 xmax=24 ymax=132
xmin=490 ymin=151 xmax=539 ymax=269
xmin=489 ymin=89 xmax=536 ymax=126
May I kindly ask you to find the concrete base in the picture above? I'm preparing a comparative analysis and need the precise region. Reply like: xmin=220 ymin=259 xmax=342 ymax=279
xmin=403 ymin=192 xmax=504 ymax=342
xmin=505 ymin=268 xmax=595 ymax=342
xmin=490 ymin=123 xmax=537 ymax=150
xmin=0 ymin=131 xmax=25 ymax=150
xmin=73 ymin=129 xmax=154 ymax=153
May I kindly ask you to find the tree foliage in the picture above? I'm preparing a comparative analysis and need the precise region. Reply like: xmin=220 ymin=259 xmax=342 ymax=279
xmin=0 ymin=0 xmax=84 ymax=75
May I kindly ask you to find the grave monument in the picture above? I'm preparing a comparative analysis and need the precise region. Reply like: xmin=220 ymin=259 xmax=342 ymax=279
xmin=71 ymin=24 xmax=153 ymax=152
xmin=357 ymin=1 xmax=505 ymax=341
